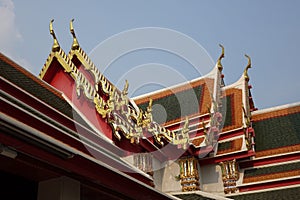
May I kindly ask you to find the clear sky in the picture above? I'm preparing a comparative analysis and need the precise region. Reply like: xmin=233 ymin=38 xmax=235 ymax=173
xmin=0 ymin=0 xmax=299 ymax=109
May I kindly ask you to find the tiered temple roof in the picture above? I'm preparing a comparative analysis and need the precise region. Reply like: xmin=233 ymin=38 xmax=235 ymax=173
xmin=1 ymin=19 xmax=299 ymax=199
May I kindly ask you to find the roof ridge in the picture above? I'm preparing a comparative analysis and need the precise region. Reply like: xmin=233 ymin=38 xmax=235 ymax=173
xmin=252 ymin=102 xmax=300 ymax=121
xmin=132 ymin=69 xmax=217 ymax=101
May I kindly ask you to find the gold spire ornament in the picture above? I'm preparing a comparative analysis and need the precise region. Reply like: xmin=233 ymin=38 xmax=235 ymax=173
xmin=49 ymin=19 xmax=60 ymax=52
xmin=244 ymin=54 xmax=251 ymax=81
xmin=122 ymin=80 xmax=129 ymax=96
xmin=70 ymin=19 xmax=79 ymax=50
xmin=216 ymin=44 xmax=225 ymax=71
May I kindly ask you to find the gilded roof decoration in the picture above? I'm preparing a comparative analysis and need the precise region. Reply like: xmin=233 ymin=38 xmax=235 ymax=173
xmin=49 ymin=19 xmax=60 ymax=52
xmin=39 ymin=20 xmax=74 ymax=78
xmin=40 ymin=19 xmax=191 ymax=148
xmin=70 ymin=19 xmax=79 ymax=50
xmin=243 ymin=54 xmax=251 ymax=81
xmin=216 ymin=44 xmax=225 ymax=71
xmin=68 ymin=19 xmax=113 ymax=94
xmin=3 ymin=17 xmax=300 ymax=199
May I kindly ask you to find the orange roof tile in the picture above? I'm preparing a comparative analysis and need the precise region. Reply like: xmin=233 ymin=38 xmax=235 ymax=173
xmin=220 ymin=88 xmax=243 ymax=132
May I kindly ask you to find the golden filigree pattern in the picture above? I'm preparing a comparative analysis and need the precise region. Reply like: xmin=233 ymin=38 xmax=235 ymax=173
xmin=46 ymin=19 xmax=190 ymax=148
xmin=179 ymin=157 xmax=200 ymax=191
xmin=219 ymin=159 xmax=239 ymax=194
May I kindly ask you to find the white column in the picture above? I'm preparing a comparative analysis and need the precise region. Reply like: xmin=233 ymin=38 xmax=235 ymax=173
xmin=38 ymin=176 xmax=80 ymax=200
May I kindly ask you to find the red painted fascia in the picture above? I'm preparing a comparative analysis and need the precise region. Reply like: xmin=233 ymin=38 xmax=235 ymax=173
xmin=219 ymin=128 xmax=245 ymax=141
xmin=239 ymin=152 xmax=300 ymax=169
xmin=239 ymin=177 xmax=300 ymax=192
xmin=164 ymin=114 xmax=210 ymax=131
xmin=1 ymin=77 xmax=126 ymax=157
xmin=198 ymin=150 xmax=255 ymax=165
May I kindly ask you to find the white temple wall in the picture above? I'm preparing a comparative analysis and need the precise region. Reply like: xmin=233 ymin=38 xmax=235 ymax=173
xmin=200 ymin=164 xmax=224 ymax=194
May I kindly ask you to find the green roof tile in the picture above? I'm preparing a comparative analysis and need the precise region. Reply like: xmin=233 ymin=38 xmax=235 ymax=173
xmin=244 ymin=162 xmax=300 ymax=178
xmin=231 ymin=186 xmax=300 ymax=200
xmin=0 ymin=58 xmax=92 ymax=130
xmin=253 ymin=112 xmax=300 ymax=151
xmin=218 ymin=140 xmax=232 ymax=152
xmin=220 ymin=95 xmax=233 ymax=128
xmin=139 ymin=85 xmax=203 ymax=124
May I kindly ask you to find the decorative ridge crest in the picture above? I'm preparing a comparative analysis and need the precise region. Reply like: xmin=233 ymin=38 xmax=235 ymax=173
xmin=216 ymin=44 xmax=225 ymax=71
xmin=39 ymin=20 xmax=73 ymax=79
xmin=243 ymin=54 xmax=251 ymax=81
xmin=39 ymin=19 xmax=190 ymax=148
xmin=70 ymin=19 xmax=79 ymax=50
xmin=49 ymin=19 xmax=60 ymax=52
xmin=67 ymin=36 xmax=113 ymax=94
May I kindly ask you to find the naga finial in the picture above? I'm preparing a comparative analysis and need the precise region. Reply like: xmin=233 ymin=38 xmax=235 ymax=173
xmin=70 ymin=19 xmax=79 ymax=50
xmin=216 ymin=44 xmax=225 ymax=71
xmin=244 ymin=54 xmax=252 ymax=81
xmin=122 ymin=80 xmax=129 ymax=96
xmin=49 ymin=19 xmax=60 ymax=52
xmin=183 ymin=116 xmax=189 ymax=131
xmin=147 ymin=98 xmax=153 ymax=112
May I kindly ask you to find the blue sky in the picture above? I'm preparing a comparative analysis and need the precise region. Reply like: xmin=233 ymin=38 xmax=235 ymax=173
xmin=0 ymin=0 xmax=299 ymax=109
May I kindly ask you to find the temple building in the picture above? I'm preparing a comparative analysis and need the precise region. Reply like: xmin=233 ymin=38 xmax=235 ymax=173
xmin=1 ymin=20 xmax=299 ymax=200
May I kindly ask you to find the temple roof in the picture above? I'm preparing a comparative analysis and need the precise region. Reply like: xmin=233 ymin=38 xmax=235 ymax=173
xmin=251 ymin=103 xmax=300 ymax=156
xmin=220 ymin=88 xmax=243 ymax=132
xmin=1 ymin=52 xmax=176 ymax=199
xmin=243 ymin=162 xmax=300 ymax=184
xmin=0 ymin=54 xmax=94 ymax=131
xmin=2 ymin=19 xmax=300 ymax=198
xmin=230 ymin=186 xmax=300 ymax=200
xmin=134 ymin=77 xmax=214 ymax=126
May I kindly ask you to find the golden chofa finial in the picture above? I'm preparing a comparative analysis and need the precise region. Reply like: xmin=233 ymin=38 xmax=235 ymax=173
xmin=244 ymin=54 xmax=251 ymax=81
xmin=70 ymin=19 xmax=79 ymax=50
xmin=216 ymin=44 xmax=225 ymax=71
xmin=49 ymin=19 xmax=60 ymax=52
